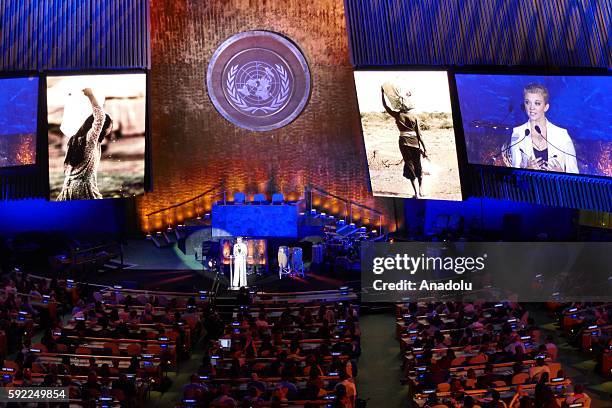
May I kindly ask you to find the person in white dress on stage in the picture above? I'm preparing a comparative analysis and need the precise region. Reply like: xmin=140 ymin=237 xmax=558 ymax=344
xmin=232 ymin=237 xmax=248 ymax=288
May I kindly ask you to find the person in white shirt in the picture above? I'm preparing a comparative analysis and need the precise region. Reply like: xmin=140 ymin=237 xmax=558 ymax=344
xmin=510 ymin=83 xmax=578 ymax=174
xmin=529 ymin=357 xmax=551 ymax=381
xmin=232 ymin=237 xmax=248 ymax=288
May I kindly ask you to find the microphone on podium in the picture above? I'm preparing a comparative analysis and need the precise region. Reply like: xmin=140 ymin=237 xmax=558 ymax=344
xmin=493 ymin=129 xmax=530 ymax=163
xmin=534 ymin=125 xmax=543 ymax=136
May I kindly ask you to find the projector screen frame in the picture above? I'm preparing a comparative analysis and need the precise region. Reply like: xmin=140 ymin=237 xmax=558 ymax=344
xmin=353 ymin=66 xmax=467 ymax=201
xmin=42 ymin=68 xmax=152 ymax=201
xmin=0 ymin=72 xmax=41 ymax=171
xmin=451 ymin=66 xmax=611 ymax=181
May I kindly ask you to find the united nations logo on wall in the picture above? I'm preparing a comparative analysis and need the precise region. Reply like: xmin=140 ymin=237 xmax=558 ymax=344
xmin=207 ymin=31 xmax=311 ymax=132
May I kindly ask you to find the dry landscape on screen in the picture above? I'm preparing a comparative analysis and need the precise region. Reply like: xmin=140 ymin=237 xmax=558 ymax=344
xmin=361 ymin=111 xmax=461 ymax=200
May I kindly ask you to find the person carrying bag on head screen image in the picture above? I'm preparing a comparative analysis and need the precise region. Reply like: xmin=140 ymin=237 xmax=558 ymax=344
xmin=381 ymin=84 xmax=428 ymax=198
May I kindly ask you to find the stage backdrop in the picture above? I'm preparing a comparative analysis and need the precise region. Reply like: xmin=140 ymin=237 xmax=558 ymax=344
xmin=140 ymin=0 xmax=395 ymax=231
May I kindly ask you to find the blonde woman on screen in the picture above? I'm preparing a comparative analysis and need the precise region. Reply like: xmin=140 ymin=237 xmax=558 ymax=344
xmin=57 ymin=88 xmax=113 ymax=201
xmin=510 ymin=83 xmax=578 ymax=174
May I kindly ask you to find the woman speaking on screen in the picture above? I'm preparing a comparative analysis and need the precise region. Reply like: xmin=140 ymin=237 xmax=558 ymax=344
xmin=57 ymin=88 xmax=113 ymax=201
xmin=510 ymin=83 xmax=578 ymax=173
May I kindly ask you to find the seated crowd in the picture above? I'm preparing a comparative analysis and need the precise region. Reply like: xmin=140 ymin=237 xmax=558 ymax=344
xmin=395 ymin=302 xmax=610 ymax=408
xmin=0 ymin=270 xmax=360 ymax=407
xmin=178 ymin=295 xmax=361 ymax=407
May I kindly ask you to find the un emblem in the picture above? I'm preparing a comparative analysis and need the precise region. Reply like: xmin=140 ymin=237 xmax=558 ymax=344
xmin=207 ymin=31 xmax=311 ymax=131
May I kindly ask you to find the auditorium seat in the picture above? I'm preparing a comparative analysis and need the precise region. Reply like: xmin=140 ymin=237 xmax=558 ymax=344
xmin=252 ymin=193 xmax=266 ymax=204
xmin=103 ymin=342 xmax=120 ymax=356
xmin=31 ymin=342 xmax=48 ymax=353
xmin=511 ymin=372 xmax=530 ymax=384
xmin=437 ymin=382 xmax=451 ymax=392
xmin=127 ymin=343 xmax=142 ymax=356
xmin=451 ymin=357 xmax=466 ymax=366
xmin=166 ymin=331 xmax=179 ymax=342
xmin=548 ymin=362 xmax=562 ymax=378
xmin=2 ymin=361 xmax=19 ymax=370
xmin=468 ymin=354 xmax=487 ymax=364
xmin=233 ymin=192 xmax=246 ymax=204
xmin=146 ymin=344 xmax=163 ymax=356
xmin=272 ymin=193 xmax=284 ymax=204
xmin=111 ymin=388 xmax=126 ymax=403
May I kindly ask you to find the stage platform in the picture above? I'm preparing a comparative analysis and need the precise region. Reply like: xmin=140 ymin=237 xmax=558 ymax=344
xmin=78 ymin=266 xmax=359 ymax=296
xmin=59 ymin=239 xmax=358 ymax=294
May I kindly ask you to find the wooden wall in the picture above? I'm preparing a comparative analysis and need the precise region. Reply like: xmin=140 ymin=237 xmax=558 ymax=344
xmin=141 ymin=0 xmax=394 ymax=231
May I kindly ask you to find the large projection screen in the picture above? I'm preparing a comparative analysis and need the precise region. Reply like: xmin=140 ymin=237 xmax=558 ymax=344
xmin=354 ymin=71 xmax=462 ymax=201
xmin=47 ymin=73 xmax=146 ymax=200
xmin=456 ymin=74 xmax=612 ymax=178
xmin=0 ymin=77 xmax=38 ymax=168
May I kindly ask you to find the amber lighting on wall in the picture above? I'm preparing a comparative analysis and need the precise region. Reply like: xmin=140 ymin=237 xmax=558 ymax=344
xmin=16 ymin=136 xmax=36 ymax=166
xmin=579 ymin=211 xmax=611 ymax=229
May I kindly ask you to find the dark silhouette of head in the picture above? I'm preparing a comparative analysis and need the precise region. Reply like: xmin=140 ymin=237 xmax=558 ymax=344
xmin=64 ymin=113 xmax=113 ymax=167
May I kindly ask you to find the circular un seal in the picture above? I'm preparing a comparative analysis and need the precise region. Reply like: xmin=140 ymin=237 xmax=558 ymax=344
xmin=207 ymin=31 xmax=311 ymax=132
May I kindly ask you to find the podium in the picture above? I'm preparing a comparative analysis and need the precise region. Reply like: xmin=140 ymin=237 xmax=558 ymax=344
xmin=228 ymin=255 xmax=236 ymax=290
